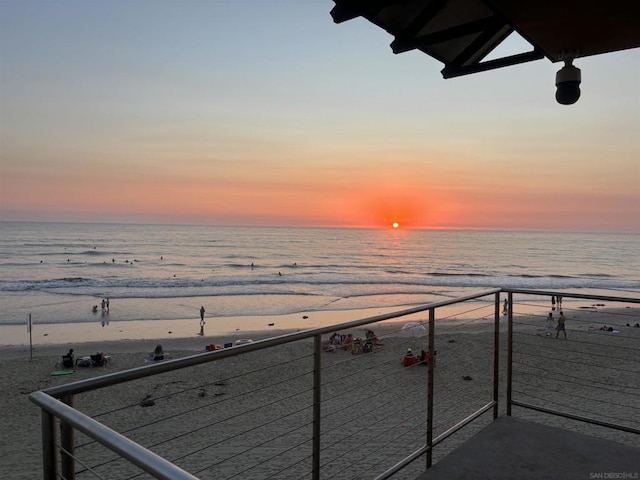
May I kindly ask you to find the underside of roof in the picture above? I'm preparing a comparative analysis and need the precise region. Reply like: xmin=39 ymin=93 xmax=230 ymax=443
xmin=331 ymin=0 xmax=640 ymax=78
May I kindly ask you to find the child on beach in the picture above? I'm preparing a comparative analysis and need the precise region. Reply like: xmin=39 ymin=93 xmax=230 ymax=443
xmin=556 ymin=311 xmax=567 ymax=339
xmin=545 ymin=312 xmax=554 ymax=336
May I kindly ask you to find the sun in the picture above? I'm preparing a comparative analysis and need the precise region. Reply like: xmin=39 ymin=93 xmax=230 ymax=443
xmin=392 ymin=222 xmax=400 ymax=229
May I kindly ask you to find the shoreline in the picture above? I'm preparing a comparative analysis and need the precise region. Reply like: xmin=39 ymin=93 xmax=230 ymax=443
xmin=0 ymin=305 xmax=433 ymax=354
xmin=2 ymin=303 xmax=638 ymax=360
xmin=0 ymin=299 xmax=558 ymax=351
xmin=2 ymin=298 xmax=635 ymax=351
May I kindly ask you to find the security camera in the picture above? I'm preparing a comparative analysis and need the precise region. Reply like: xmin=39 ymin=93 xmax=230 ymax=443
xmin=555 ymin=60 xmax=581 ymax=105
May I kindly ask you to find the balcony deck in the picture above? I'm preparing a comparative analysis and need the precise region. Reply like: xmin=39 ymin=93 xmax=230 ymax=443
xmin=418 ymin=416 xmax=640 ymax=480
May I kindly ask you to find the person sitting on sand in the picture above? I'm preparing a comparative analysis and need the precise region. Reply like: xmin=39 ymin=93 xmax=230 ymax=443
xmin=323 ymin=333 xmax=340 ymax=352
xmin=365 ymin=329 xmax=382 ymax=346
xmin=418 ymin=349 xmax=437 ymax=366
xmin=362 ymin=339 xmax=374 ymax=353
xmin=350 ymin=337 xmax=363 ymax=354
xmin=402 ymin=348 xmax=418 ymax=367
xmin=153 ymin=344 xmax=165 ymax=361
xmin=91 ymin=351 xmax=106 ymax=367
xmin=62 ymin=349 xmax=74 ymax=369
xmin=341 ymin=334 xmax=353 ymax=351
xmin=418 ymin=349 xmax=430 ymax=364
xmin=599 ymin=325 xmax=614 ymax=332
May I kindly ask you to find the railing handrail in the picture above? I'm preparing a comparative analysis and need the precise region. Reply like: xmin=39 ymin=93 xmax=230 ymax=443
xmin=501 ymin=288 xmax=640 ymax=304
xmin=511 ymin=401 xmax=640 ymax=435
xmin=30 ymin=391 xmax=199 ymax=480
xmin=38 ymin=288 xmax=502 ymax=398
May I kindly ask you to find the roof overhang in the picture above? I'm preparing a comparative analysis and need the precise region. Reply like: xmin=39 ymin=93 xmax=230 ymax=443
xmin=331 ymin=0 xmax=640 ymax=79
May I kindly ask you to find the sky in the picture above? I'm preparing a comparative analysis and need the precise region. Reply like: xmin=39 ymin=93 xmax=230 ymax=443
xmin=1 ymin=1 xmax=639 ymax=232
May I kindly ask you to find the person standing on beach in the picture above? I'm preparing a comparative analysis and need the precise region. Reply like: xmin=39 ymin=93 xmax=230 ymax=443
xmin=551 ymin=295 xmax=556 ymax=310
xmin=199 ymin=306 xmax=206 ymax=336
xmin=556 ymin=311 xmax=567 ymax=339
xmin=502 ymin=298 xmax=508 ymax=316
xmin=545 ymin=312 xmax=554 ymax=336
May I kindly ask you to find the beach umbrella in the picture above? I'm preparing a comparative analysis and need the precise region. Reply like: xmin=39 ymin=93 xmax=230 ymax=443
xmin=400 ymin=321 xmax=427 ymax=350
xmin=400 ymin=322 xmax=428 ymax=337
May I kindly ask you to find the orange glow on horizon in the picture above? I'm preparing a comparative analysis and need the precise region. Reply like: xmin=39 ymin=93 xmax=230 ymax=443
xmin=346 ymin=181 xmax=448 ymax=229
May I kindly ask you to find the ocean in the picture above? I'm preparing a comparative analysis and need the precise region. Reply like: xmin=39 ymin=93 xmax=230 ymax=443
xmin=1 ymin=222 xmax=639 ymax=345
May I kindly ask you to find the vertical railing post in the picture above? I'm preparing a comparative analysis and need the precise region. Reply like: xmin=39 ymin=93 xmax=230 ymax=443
xmin=506 ymin=291 xmax=513 ymax=416
xmin=42 ymin=409 xmax=57 ymax=480
xmin=493 ymin=292 xmax=500 ymax=419
xmin=60 ymin=393 xmax=75 ymax=480
xmin=312 ymin=335 xmax=322 ymax=480
xmin=426 ymin=307 xmax=435 ymax=468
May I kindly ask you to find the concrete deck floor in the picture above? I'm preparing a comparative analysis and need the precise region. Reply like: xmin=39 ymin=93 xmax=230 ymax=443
xmin=416 ymin=416 xmax=640 ymax=480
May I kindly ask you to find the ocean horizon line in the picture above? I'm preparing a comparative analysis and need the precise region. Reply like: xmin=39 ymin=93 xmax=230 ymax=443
xmin=1 ymin=220 xmax=638 ymax=235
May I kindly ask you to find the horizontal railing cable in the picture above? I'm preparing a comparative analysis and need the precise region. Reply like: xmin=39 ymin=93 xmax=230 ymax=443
xmin=77 ymin=362 xmax=317 ymax=472
xmin=77 ymin=380 xmax=316 ymax=464
xmin=91 ymin=379 xmax=316 ymax=477
xmin=512 ymin=328 xmax=640 ymax=354
xmin=59 ymin=442 xmax=108 ymax=480
xmin=512 ymin=359 xmax=640 ymax=393
xmin=138 ymin=397 xmax=315 ymax=478
xmin=511 ymin=344 xmax=640 ymax=373
xmin=512 ymin=375 xmax=640 ymax=413
xmin=193 ymin=418 xmax=315 ymax=479
xmin=313 ymin=398 xmax=430 ymax=480
xmin=511 ymin=386 xmax=637 ymax=427
xmin=90 ymin=349 xmax=314 ymax=420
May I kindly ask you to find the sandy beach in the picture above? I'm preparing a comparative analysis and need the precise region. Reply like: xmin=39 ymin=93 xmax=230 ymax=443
xmin=1 ymin=305 xmax=639 ymax=479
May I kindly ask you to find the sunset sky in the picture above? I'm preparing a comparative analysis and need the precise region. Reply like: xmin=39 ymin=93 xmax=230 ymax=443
xmin=1 ymin=1 xmax=639 ymax=232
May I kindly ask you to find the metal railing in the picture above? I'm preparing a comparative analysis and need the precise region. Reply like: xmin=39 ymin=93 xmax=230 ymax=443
xmin=504 ymin=289 xmax=640 ymax=444
xmin=29 ymin=288 xmax=639 ymax=479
